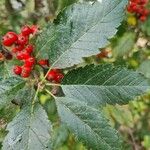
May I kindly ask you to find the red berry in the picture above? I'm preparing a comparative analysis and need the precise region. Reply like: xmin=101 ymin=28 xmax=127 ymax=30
xmin=22 ymin=66 xmax=32 ymax=73
xmin=140 ymin=15 xmax=147 ymax=22
xmin=16 ymin=51 xmax=30 ymax=60
xmin=21 ymin=66 xmax=32 ymax=78
xmin=127 ymin=6 xmax=132 ymax=12
xmin=47 ymin=69 xmax=64 ymax=83
xmin=25 ymin=45 xmax=34 ymax=54
xmin=24 ymin=57 xmax=35 ymax=67
xmin=127 ymin=0 xmax=149 ymax=22
xmin=12 ymin=48 xmax=19 ymax=53
xmin=47 ymin=70 xmax=58 ymax=81
xmin=143 ymin=9 xmax=149 ymax=16
xmin=55 ymin=73 xmax=64 ymax=83
xmin=21 ymin=25 xmax=32 ymax=36
xmin=31 ymin=25 xmax=40 ymax=35
xmin=21 ymin=71 xmax=30 ymax=78
xmin=38 ymin=59 xmax=49 ymax=66
xmin=2 ymin=32 xmax=18 ymax=46
xmin=139 ymin=0 xmax=148 ymax=5
xmin=16 ymin=52 xmax=24 ymax=60
xmin=17 ymin=34 xmax=28 ymax=45
xmin=13 ymin=66 xmax=22 ymax=75
xmin=22 ymin=51 xmax=30 ymax=59
xmin=12 ymin=45 xmax=24 ymax=53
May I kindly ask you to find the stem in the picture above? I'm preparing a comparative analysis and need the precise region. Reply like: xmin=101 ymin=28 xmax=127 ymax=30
xmin=45 ymin=88 xmax=56 ymax=98
xmin=33 ymin=60 xmax=60 ymax=105
xmin=46 ymin=83 xmax=61 ymax=86
xmin=41 ymin=66 xmax=53 ymax=82
xmin=31 ymin=84 xmax=40 ymax=112
xmin=41 ymin=58 xmax=62 ymax=83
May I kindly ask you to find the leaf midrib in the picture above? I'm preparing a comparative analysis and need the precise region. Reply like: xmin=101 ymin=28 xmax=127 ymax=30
xmin=51 ymin=1 xmax=123 ymax=67
xmin=37 ymin=1 xmax=124 ymax=68
xmin=58 ymin=100 xmax=115 ymax=150
xmin=0 ymin=80 xmax=25 ymax=97
xmin=62 ymin=85 xmax=149 ymax=88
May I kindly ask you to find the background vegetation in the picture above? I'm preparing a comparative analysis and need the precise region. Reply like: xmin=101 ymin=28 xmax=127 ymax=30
xmin=0 ymin=0 xmax=150 ymax=149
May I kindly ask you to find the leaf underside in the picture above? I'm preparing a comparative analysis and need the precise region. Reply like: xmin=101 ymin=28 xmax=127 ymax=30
xmin=0 ymin=77 xmax=26 ymax=109
xmin=36 ymin=0 xmax=127 ymax=68
xmin=56 ymin=97 xmax=121 ymax=150
xmin=61 ymin=64 xmax=149 ymax=107
xmin=2 ymin=88 xmax=52 ymax=150
xmin=112 ymin=32 xmax=136 ymax=57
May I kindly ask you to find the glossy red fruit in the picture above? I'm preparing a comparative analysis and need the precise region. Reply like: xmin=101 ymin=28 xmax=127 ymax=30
xmin=21 ymin=66 xmax=32 ymax=78
xmin=24 ymin=57 xmax=35 ymax=67
xmin=47 ymin=70 xmax=58 ymax=81
xmin=16 ymin=52 xmax=24 ymax=60
xmin=143 ymin=9 xmax=149 ymax=16
xmin=12 ymin=45 xmax=24 ymax=53
xmin=127 ymin=0 xmax=149 ymax=22
xmin=55 ymin=73 xmax=64 ymax=83
xmin=21 ymin=71 xmax=30 ymax=78
xmin=17 ymin=34 xmax=28 ymax=45
xmin=22 ymin=51 xmax=30 ymax=59
xmin=2 ymin=32 xmax=18 ymax=46
xmin=22 ymin=66 xmax=32 ymax=73
xmin=25 ymin=45 xmax=34 ymax=54
xmin=21 ymin=25 xmax=32 ymax=36
xmin=13 ymin=66 xmax=22 ymax=75
xmin=38 ymin=59 xmax=49 ymax=66
xmin=31 ymin=25 xmax=40 ymax=35
xmin=139 ymin=0 xmax=148 ymax=5
xmin=140 ymin=15 xmax=147 ymax=22
xmin=16 ymin=51 xmax=30 ymax=60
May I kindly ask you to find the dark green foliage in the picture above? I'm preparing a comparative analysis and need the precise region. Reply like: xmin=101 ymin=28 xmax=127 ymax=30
xmin=0 ymin=77 xmax=26 ymax=109
xmin=0 ymin=0 xmax=150 ymax=150
xmin=62 ymin=64 xmax=149 ymax=106
xmin=36 ymin=0 xmax=127 ymax=68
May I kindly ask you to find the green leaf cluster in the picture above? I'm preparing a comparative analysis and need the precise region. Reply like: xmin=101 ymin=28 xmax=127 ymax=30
xmin=1 ymin=0 xmax=150 ymax=150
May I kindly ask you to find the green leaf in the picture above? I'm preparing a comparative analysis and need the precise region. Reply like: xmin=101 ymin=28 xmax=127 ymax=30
xmin=52 ymin=124 xmax=69 ymax=149
xmin=61 ymin=64 xmax=149 ymax=107
xmin=0 ymin=63 xmax=5 ymax=79
xmin=3 ymin=105 xmax=52 ymax=150
xmin=2 ymin=89 xmax=52 ymax=150
xmin=112 ymin=32 xmax=136 ymax=57
xmin=56 ymin=97 xmax=122 ymax=150
xmin=55 ymin=0 xmax=78 ymax=13
xmin=138 ymin=60 xmax=150 ymax=79
xmin=13 ymin=86 xmax=37 ymax=106
xmin=104 ymin=105 xmax=134 ymax=128
xmin=0 ymin=62 xmax=11 ymax=79
xmin=141 ymin=16 xmax=150 ymax=36
xmin=0 ymin=77 xmax=26 ymax=109
xmin=36 ymin=0 xmax=127 ymax=68
xmin=0 ymin=60 xmax=21 ymax=79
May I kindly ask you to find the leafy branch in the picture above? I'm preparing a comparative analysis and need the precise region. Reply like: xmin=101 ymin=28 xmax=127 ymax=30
xmin=1 ymin=0 xmax=150 ymax=150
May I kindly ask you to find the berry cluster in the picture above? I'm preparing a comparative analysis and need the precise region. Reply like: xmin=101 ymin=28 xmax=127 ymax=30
xmin=38 ymin=60 xmax=64 ymax=83
xmin=2 ymin=25 xmax=38 ymax=78
xmin=47 ymin=69 xmax=64 ymax=83
xmin=127 ymin=0 xmax=149 ymax=22
xmin=1 ymin=25 xmax=64 ymax=83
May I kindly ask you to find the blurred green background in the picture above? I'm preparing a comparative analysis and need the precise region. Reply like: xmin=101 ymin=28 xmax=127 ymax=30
xmin=0 ymin=0 xmax=150 ymax=149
